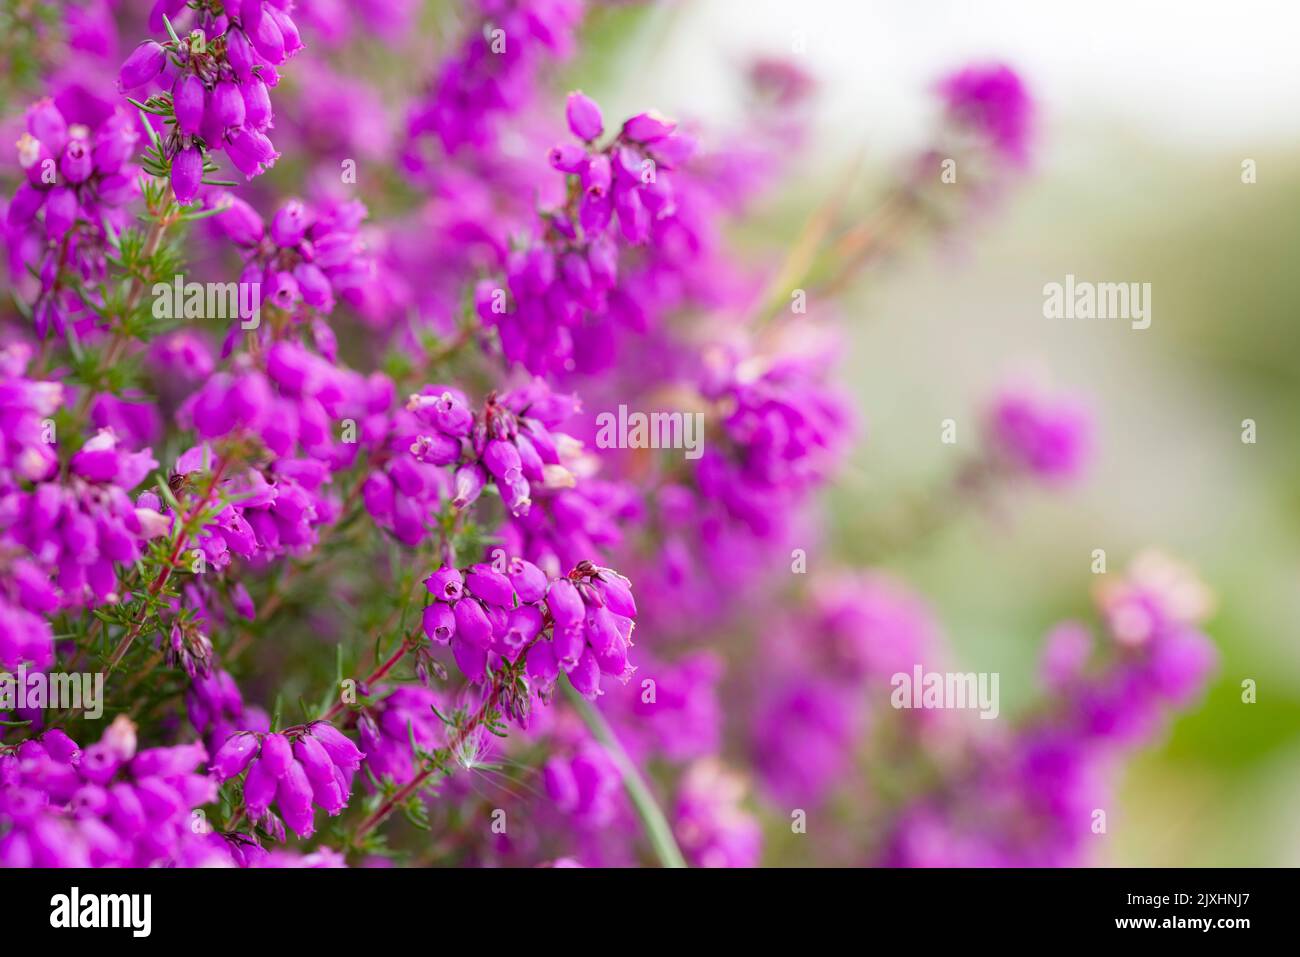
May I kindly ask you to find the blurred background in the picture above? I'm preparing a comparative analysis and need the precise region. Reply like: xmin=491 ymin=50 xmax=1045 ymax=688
xmin=572 ymin=0 xmax=1300 ymax=865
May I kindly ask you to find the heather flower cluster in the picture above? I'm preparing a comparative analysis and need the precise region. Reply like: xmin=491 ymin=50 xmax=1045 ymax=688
xmin=119 ymin=0 xmax=302 ymax=201
xmin=406 ymin=0 xmax=583 ymax=158
xmin=938 ymin=63 xmax=1034 ymax=166
xmin=422 ymin=558 xmax=637 ymax=702
xmin=883 ymin=553 xmax=1217 ymax=867
xmin=210 ymin=723 xmax=362 ymax=840
xmin=0 ymin=1 xmax=1220 ymax=872
xmin=360 ymin=379 xmax=584 ymax=545
xmin=6 ymin=87 xmax=140 ymax=338
xmin=8 ymin=428 xmax=161 ymax=609
xmin=212 ymin=193 xmax=374 ymax=323
xmin=0 ymin=343 xmax=62 ymax=484
xmin=0 ymin=718 xmax=223 ymax=867
xmin=986 ymin=378 xmax=1092 ymax=483
xmin=475 ymin=90 xmax=696 ymax=375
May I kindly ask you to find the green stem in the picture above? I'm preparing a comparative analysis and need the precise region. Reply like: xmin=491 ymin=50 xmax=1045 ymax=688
xmin=562 ymin=682 xmax=688 ymax=869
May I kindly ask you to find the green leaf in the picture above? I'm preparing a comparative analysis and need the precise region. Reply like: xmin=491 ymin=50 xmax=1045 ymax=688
xmin=161 ymin=13 xmax=182 ymax=47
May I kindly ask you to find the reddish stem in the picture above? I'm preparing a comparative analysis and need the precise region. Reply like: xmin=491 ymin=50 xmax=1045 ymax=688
xmin=319 ymin=630 xmax=418 ymax=724
xmin=351 ymin=678 xmax=505 ymax=842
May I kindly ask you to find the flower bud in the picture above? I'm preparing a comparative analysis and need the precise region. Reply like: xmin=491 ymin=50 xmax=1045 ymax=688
xmin=119 ymin=41 xmax=167 ymax=90
xmin=59 ymin=139 xmax=93 ymax=184
xmin=410 ymin=431 xmax=459 ymax=466
xmin=566 ymin=91 xmax=604 ymax=141
xmin=43 ymin=187 xmax=77 ymax=240
xmin=452 ymin=598 xmax=493 ymax=649
xmin=308 ymin=723 xmax=364 ymax=771
xmin=526 ymin=640 xmax=558 ymax=688
xmin=212 ymin=80 xmax=247 ymax=129
xmin=451 ymin=634 xmax=487 ymax=684
xmin=170 ymin=145 xmax=204 ymax=205
xmin=546 ymin=578 xmax=584 ymax=630
xmin=549 ymin=142 xmax=587 ymax=173
xmin=293 ymin=735 xmax=336 ymax=787
xmin=622 ymin=110 xmax=677 ymax=143
xmin=452 ymin=463 xmax=486 ymax=509
xmin=552 ymin=624 xmax=585 ymax=672
xmin=293 ymin=262 xmax=334 ymax=310
xmin=226 ymin=28 xmax=254 ymax=81
xmin=513 ymin=433 xmax=546 ymax=482
xmin=500 ymin=470 xmax=532 ymax=517
xmin=275 ymin=761 xmax=315 ymax=837
xmin=424 ymin=566 xmax=464 ymax=601
xmin=173 ymin=74 xmax=205 ymax=135
xmin=422 ymin=602 xmax=455 ymax=644
xmin=595 ymin=572 xmax=637 ymax=618
xmin=267 ymin=5 xmax=303 ymax=57
xmin=215 ymin=192 xmax=265 ymax=244
xmin=258 ymin=733 xmax=293 ymax=777
xmin=226 ymin=129 xmax=279 ymax=179
xmin=248 ymin=7 xmax=285 ymax=63
xmin=242 ymin=756 xmax=278 ymax=817
xmin=6 ymin=182 xmax=45 ymax=229
xmin=465 ymin=563 xmax=515 ymax=607
xmin=594 ymin=633 xmax=632 ymax=681
xmin=209 ymin=733 xmax=258 ymax=781
xmin=567 ymin=648 xmax=602 ymax=699
xmin=242 ymin=77 xmax=274 ymax=130
xmin=27 ymin=99 xmax=68 ymax=155
xmin=271 ymin=199 xmax=308 ymax=246
xmin=482 ymin=439 xmax=522 ymax=482
xmin=508 ymin=559 xmax=548 ymax=604
xmin=584 ymin=604 xmax=621 ymax=655
xmin=41 ymin=730 xmax=81 ymax=764
xmin=107 ymin=783 xmax=146 ymax=836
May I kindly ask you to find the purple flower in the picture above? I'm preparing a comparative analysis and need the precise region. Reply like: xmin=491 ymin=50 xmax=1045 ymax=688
xmin=211 ymin=80 xmax=247 ymax=131
xmin=422 ymin=602 xmax=456 ymax=644
xmin=0 ymin=719 xmax=225 ymax=867
xmin=424 ymin=565 xmax=464 ymax=601
xmin=171 ymin=145 xmax=204 ymax=205
xmin=118 ymin=40 xmax=167 ymax=90
xmin=404 ymin=0 xmax=583 ymax=156
xmin=937 ymin=63 xmax=1034 ymax=165
xmin=307 ymin=723 xmax=365 ymax=772
xmin=622 ymin=110 xmax=677 ymax=143
xmin=210 ymin=733 xmax=259 ymax=781
xmin=173 ymin=74 xmax=206 ymax=136
xmin=258 ymin=733 xmax=294 ymax=777
xmin=359 ymin=687 xmax=448 ymax=784
xmin=987 ymin=380 xmax=1092 ymax=482
xmin=566 ymin=91 xmax=604 ymax=141
xmin=464 ymin=563 xmax=515 ymax=606
xmin=452 ymin=598 xmax=494 ymax=650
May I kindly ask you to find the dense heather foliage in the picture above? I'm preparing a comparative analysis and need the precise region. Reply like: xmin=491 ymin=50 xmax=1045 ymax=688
xmin=0 ymin=0 xmax=1215 ymax=867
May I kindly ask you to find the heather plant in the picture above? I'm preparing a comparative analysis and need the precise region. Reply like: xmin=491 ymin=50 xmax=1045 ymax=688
xmin=0 ymin=0 xmax=1222 ymax=869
